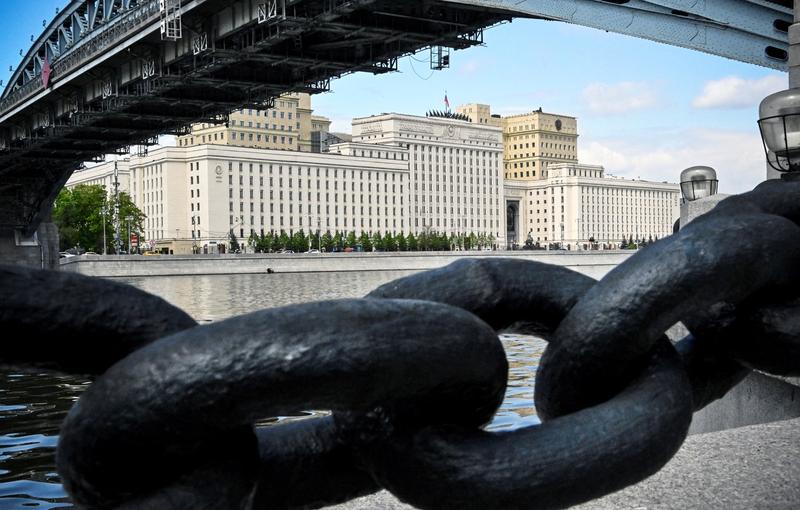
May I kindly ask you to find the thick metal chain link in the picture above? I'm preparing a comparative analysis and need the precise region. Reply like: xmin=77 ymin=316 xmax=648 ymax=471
xmin=0 ymin=178 xmax=798 ymax=509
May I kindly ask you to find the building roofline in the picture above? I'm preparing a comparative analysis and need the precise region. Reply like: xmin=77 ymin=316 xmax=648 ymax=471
xmin=351 ymin=112 xmax=498 ymax=129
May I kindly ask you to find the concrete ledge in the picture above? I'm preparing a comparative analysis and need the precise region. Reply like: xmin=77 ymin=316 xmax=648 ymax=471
xmin=58 ymin=250 xmax=633 ymax=279
xmin=690 ymin=372 xmax=800 ymax=435
xmin=329 ymin=418 xmax=800 ymax=509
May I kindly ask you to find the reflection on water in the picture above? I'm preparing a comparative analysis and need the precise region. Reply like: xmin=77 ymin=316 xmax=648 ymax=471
xmin=114 ymin=270 xmax=421 ymax=322
xmin=0 ymin=370 xmax=88 ymax=508
xmin=1 ymin=270 xmax=545 ymax=508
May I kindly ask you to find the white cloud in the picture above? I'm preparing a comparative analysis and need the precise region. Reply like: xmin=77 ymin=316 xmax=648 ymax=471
xmin=692 ymin=75 xmax=785 ymax=109
xmin=326 ymin=116 xmax=353 ymax=134
xmin=457 ymin=59 xmax=482 ymax=76
xmin=580 ymin=129 xmax=766 ymax=194
xmin=582 ymin=81 xmax=661 ymax=115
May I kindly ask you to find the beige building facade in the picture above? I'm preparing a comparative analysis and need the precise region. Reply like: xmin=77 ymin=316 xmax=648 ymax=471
xmin=66 ymin=159 xmax=131 ymax=196
xmin=124 ymin=144 xmax=409 ymax=253
xmin=504 ymin=163 xmax=680 ymax=249
xmin=176 ymin=93 xmax=331 ymax=153
xmin=352 ymin=112 xmax=505 ymax=246
xmin=456 ymin=103 xmax=578 ymax=181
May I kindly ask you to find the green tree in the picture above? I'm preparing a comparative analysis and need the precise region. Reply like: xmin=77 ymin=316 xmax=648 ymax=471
xmin=358 ymin=232 xmax=372 ymax=252
xmin=332 ymin=231 xmax=343 ymax=251
xmin=257 ymin=232 xmax=273 ymax=253
xmin=229 ymin=229 xmax=240 ymax=252
xmin=418 ymin=231 xmax=428 ymax=251
xmin=346 ymin=231 xmax=357 ymax=249
xmin=322 ymin=230 xmax=334 ymax=252
xmin=53 ymin=184 xmax=146 ymax=253
xmin=407 ymin=232 xmax=418 ymax=251
xmin=309 ymin=230 xmax=321 ymax=252
xmin=278 ymin=230 xmax=290 ymax=251
xmin=383 ymin=232 xmax=396 ymax=252
xmin=439 ymin=232 xmax=450 ymax=251
xmin=291 ymin=229 xmax=308 ymax=252
xmin=371 ymin=231 xmax=383 ymax=251
xmin=396 ymin=232 xmax=407 ymax=252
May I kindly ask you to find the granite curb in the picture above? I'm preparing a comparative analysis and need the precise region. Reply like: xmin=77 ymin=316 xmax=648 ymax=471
xmin=329 ymin=417 xmax=800 ymax=509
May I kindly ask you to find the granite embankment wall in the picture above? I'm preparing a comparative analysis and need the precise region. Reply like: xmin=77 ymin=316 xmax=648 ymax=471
xmin=58 ymin=250 xmax=632 ymax=279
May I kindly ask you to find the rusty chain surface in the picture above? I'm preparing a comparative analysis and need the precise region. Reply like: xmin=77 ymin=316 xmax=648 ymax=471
xmin=0 ymin=178 xmax=798 ymax=509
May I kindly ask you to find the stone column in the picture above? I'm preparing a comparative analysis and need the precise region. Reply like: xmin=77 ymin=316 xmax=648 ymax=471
xmin=678 ymin=194 xmax=730 ymax=229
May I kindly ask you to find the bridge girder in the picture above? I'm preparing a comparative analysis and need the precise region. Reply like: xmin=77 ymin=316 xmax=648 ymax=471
xmin=445 ymin=0 xmax=792 ymax=70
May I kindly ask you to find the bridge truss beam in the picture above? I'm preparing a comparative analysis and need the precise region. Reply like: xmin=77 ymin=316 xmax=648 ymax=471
xmin=445 ymin=0 xmax=792 ymax=71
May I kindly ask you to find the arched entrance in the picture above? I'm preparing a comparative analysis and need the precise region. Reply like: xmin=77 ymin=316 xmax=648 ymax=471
xmin=506 ymin=201 xmax=519 ymax=250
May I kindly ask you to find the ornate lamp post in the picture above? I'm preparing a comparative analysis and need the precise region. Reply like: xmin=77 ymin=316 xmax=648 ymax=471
xmin=680 ymin=166 xmax=718 ymax=202
xmin=758 ymin=3 xmax=800 ymax=181
xmin=758 ymin=88 xmax=800 ymax=180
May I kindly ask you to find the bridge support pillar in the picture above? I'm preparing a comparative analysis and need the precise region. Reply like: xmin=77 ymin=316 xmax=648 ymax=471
xmin=0 ymin=223 xmax=60 ymax=271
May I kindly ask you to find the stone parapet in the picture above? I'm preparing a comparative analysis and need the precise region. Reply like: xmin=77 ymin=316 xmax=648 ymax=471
xmin=59 ymin=250 xmax=634 ymax=280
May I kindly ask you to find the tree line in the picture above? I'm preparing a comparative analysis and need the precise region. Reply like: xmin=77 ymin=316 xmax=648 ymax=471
xmin=239 ymin=229 xmax=497 ymax=253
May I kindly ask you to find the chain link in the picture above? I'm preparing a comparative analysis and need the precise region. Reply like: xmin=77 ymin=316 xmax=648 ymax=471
xmin=0 ymin=178 xmax=797 ymax=509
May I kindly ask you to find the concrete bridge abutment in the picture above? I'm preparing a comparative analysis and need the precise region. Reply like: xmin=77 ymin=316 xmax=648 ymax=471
xmin=0 ymin=222 xmax=60 ymax=270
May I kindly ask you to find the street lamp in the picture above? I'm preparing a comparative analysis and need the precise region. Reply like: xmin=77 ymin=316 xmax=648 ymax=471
xmin=100 ymin=206 xmax=108 ymax=255
xmin=758 ymin=88 xmax=800 ymax=179
xmin=126 ymin=215 xmax=133 ymax=254
xmin=680 ymin=166 xmax=718 ymax=202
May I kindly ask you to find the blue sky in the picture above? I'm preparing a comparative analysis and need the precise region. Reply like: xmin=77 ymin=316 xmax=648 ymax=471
xmin=0 ymin=1 xmax=786 ymax=193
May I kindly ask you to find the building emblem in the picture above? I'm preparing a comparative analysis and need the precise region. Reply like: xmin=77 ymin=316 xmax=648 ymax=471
xmin=398 ymin=121 xmax=434 ymax=134
xmin=215 ymin=165 xmax=223 ymax=175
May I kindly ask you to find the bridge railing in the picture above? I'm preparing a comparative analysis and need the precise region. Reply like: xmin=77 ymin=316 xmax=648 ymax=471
xmin=0 ymin=0 xmax=161 ymax=121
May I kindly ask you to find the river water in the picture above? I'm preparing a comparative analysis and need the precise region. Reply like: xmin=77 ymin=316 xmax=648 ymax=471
xmin=0 ymin=270 xmax=546 ymax=508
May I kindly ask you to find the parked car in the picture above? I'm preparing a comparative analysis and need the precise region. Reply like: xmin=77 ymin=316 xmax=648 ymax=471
xmin=306 ymin=249 xmax=320 ymax=254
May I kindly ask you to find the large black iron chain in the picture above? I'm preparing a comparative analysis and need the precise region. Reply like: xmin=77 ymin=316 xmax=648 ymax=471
xmin=0 ymin=178 xmax=797 ymax=509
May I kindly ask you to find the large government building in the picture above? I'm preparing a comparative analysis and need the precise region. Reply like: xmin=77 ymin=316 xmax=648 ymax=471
xmin=351 ymin=112 xmax=504 ymax=245
xmin=456 ymin=103 xmax=578 ymax=180
xmin=66 ymin=101 xmax=680 ymax=253
xmin=504 ymin=163 xmax=680 ymax=249
xmin=85 ymin=144 xmax=409 ymax=253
